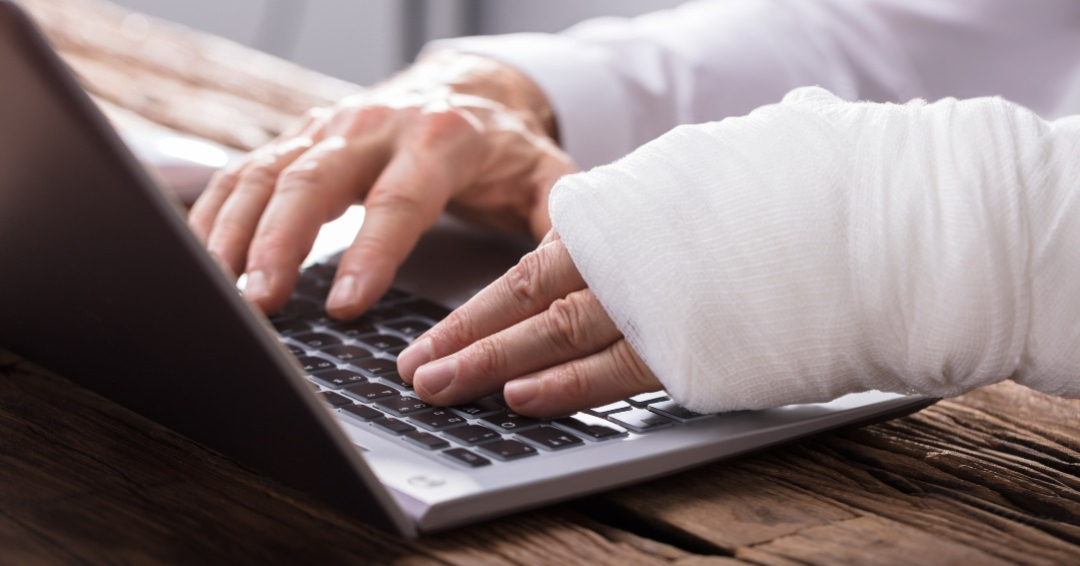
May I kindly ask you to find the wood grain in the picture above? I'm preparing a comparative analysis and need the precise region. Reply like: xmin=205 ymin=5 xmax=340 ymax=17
xmin=4 ymin=0 xmax=1080 ymax=564
xmin=602 ymin=385 xmax=1080 ymax=565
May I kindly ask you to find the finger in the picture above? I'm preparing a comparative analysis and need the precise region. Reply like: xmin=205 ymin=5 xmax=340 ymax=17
xmin=411 ymin=289 xmax=621 ymax=405
xmin=323 ymin=148 xmax=456 ymax=319
xmin=188 ymin=106 xmax=330 ymax=245
xmin=504 ymin=339 xmax=662 ymax=417
xmin=397 ymin=237 xmax=585 ymax=379
xmin=244 ymin=135 xmax=390 ymax=314
xmin=188 ymin=164 xmax=242 ymax=244
xmin=204 ymin=139 xmax=314 ymax=278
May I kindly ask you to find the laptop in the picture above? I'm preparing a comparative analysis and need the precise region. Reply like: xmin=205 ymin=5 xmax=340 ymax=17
xmin=0 ymin=0 xmax=934 ymax=537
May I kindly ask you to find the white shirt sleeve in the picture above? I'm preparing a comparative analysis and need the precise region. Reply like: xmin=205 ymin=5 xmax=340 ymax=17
xmin=427 ymin=0 xmax=1080 ymax=169
xmin=549 ymin=87 xmax=1080 ymax=411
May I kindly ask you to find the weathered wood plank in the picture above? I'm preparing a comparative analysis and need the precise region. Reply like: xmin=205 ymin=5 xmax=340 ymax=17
xmin=601 ymin=385 xmax=1080 ymax=565
xmin=737 ymin=516 xmax=1013 ymax=566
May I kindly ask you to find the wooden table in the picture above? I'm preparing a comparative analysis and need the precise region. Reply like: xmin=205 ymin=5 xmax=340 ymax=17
xmin=5 ymin=1 xmax=1080 ymax=563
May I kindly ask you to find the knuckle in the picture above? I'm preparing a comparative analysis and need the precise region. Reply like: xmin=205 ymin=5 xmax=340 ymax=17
xmin=545 ymin=296 xmax=586 ymax=351
xmin=503 ymin=250 xmax=546 ymax=313
xmin=208 ymin=167 xmax=240 ymax=190
xmin=207 ymin=215 xmax=248 ymax=239
xmin=431 ymin=309 xmax=474 ymax=350
xmin=340 ymin=238 xmax=396 ymax=276
xmin=277 ymin=163 xmax=323 ymax=193
xmin=340 ymin=104 xmax=395 ymax=134
xmin=412 ymin=107 xmax=476 ymax=148
xmin=247 ymin=229 xmax=292 ymax=266
xmin=610 ymin=341 xmax=655 ymax=391
xmin=464 ymin=338 xmax=505 ymax=379
xmin=552 ymin=363 xmax=592 ymax=401
xmin=237 ymin=161 xmax=278 ymax=188
xmin=364 ymin=188 xmax=426 ymax=217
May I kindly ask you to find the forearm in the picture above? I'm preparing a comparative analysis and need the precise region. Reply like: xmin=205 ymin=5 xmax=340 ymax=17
xmin=429 ymin=0 xmax=1080 ymax=169
xmin=550 ymin=88 xmax=1080 ymax=411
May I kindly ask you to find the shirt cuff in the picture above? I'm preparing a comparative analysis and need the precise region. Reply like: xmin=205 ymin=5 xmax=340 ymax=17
xmin=425 ymin=33 xmax=635 ymax=170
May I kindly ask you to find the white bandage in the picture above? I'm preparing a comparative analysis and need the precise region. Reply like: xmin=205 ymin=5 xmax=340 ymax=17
xmin=550 ymin=87 xmax=1080 ymax=412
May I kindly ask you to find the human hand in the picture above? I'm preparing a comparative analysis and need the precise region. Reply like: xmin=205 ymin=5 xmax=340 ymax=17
xmin=187 ymin=51 xmax=577 ymax=319
xmin=397 ymin=231 xmax=663 ymax=417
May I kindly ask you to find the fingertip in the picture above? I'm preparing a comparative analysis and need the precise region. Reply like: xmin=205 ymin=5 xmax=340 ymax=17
xmin=243 ymin=269 xmax=291 ymax=315
xmin=326 ymin=273 xmax=360 ymax=317
xmin=325 ymin=265 xmax=391 ymax=320
xmin=397 ymin=337 xmax=433 ymax=382
xmin=504 ymin=376 xmax=541 ymax=411
xmin=413 ymin=356 xmax=457 ymax=403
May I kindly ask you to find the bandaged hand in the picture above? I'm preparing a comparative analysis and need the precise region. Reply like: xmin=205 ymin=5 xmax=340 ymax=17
xmin=397 ymin=231 xmax=662 ymax=416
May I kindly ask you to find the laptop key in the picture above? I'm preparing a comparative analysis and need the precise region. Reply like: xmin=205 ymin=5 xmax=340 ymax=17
xmin=442 ymin=448 xmax=491 ymax=468
xmin=280 ymin=297 xmax=322 ymax=316
xmin=477 ymin=439 xmax=538 ymax=461
xmin=372 ymin=418 xmax=416 ymax=436
xmin=516 ymin=426 xmax=584 ymax=451
xmin=443 ymin=425 xmax=501 ymax=446
xmin=587 ymin=401 xmax=632 ymax=416
xmin=552 ymin=416 xmax=627 ymax=441
xmin=351 ymin=357 xmax=400 ymax=377
xmin=292 ymin=332 xmax=343 ymax=349
xmin=340 ymin=403 xmax=383 ymax=422
xmin=320 ymin=392 xmax=353 ymax=407
xmin=449 ymin=399 xmax=503 ymax=419
xmin=363 ymin=308 xmax=405 ymax=323
xmin=323 ymin=345 xmax=374 ymax=362
xmin=310 ymin=369 xmax=367 ymax=389
xmin=607 ymin=408 xmax=674 ymax=433
xmin=379 ymin=372 xmax=413 ymax=390
xmin=342 ymin=382 xmax=398 ymax=402
xmin=480 ymin=412 xmax=542 ymax=432
xmin=296 ymin=356 xmax=336 ymax=373
xmin=376 ymin=396 xmax=433 ymax=417
xmin=359 ymin=335 xmax=409 ymax=353
xmin=285 ymin=344 xmax=304 ymax=356
xmin=273 ymin=318 xmax=310 ymax=335
xmin=410 ymin=409 xmax=467 ymax=431
xmin=404 ymin=431 xmax=450 ymax=450
xmin=328 ymin=320 xmax=377 ymax=338
xmin=627 ymin=391 xmax=670 ymax=407
xmin=647 ymin=400 xmax=715 ymax=423
xmin=382 ymin=319 xmax=431 ymax=339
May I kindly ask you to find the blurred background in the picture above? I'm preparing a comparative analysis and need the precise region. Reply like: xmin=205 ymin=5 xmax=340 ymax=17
xmin=109 ymin=0 xmax=681 ymax=85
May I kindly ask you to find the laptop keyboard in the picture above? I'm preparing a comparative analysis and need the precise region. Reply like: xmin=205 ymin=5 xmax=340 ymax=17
xmin=273 ymin=263 xmax=715 ymax=468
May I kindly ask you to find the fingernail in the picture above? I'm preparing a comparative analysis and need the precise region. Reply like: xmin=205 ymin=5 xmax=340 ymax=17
xmin=414 ymin=356 xmax=457 ymax=397
xmin=326 ymin=274 xmax=357 ymax=312
xmin=505 ymin=377 xmax=541 ymax=408
xmin=245 ymin=270 xmax=269 ymax=301
xmin=397 ymin=338 xmax=433 ymax=381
